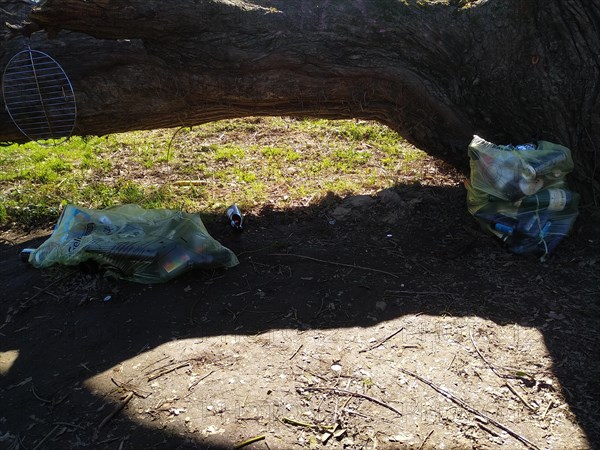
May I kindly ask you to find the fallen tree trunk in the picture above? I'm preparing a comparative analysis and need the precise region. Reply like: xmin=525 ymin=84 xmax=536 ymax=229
xmin=1 ymin=0 xmax=598 ymax=203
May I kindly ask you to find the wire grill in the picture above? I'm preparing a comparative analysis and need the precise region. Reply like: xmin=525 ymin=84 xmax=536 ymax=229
xmin=2 ymin=48 xmax=76 ymax=144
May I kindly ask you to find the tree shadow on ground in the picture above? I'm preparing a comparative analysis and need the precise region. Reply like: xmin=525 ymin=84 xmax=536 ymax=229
xmin=1 ymin=183 xmax=599 ymax=449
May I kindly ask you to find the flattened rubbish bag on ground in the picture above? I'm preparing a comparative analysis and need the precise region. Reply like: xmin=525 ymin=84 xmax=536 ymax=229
xmin=28 ymin=204 xmax=239 ymax=283
xmin=466 ymin=135 xmax=579 ymax=259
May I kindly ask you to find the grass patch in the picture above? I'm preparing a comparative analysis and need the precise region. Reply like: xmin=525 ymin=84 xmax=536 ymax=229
xmin=0 ymin=118 xmax=437 ymax=228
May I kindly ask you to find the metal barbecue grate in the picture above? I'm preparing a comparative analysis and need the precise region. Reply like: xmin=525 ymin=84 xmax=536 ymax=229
xmin=2 ymin=48 xmax=76 ymax=144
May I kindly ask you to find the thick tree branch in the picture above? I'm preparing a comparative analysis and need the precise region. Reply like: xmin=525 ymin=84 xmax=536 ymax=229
xmin=0 ymin=0 xmax=598 ymax=201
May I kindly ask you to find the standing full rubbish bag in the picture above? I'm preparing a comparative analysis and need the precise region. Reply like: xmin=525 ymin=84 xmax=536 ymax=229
xmin=466 ymin=135 xmax=579 ymax=260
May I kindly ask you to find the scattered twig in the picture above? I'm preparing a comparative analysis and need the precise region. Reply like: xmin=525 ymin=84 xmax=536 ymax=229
xmin=98 ymin=392 xmax=134 ymax=430
xmin=79 ymin=362 xmax=94 ymax=373
xmin=469 ymin=329 xmax=531 ymax=380
xmin=146 ymin=360 xmax=191 ymax=381
xmin=141 ymin=356 xmax=170 ymax=372
xmin=18 ymin=433 xmax=28 ymax=450
xmin=399 ymin=368 xmax=540 ymax=450
xmin=337 ymin=389 xmax=352 ymax=423
xmin=269 ymin=253 xmax=399 ymax=278
xmin=505 ymin=382 xmax=537 ymax=411
xmin=21 ymin=271 xmax=75 ymax=307
xmin=263 ymin=313 xmax=288 ymax=325
xmin=53 ymin=421 xmax=84 ymax=430
xmin=478 ymin=423 xmax=500 ymax=437
xmin=32 ymin=425 xmax=59 ymax=450
xmin=342 ymin=408 xmax=370 ymax=419
xmin=7 ymin=376 xmax=32 ymax=390
xmin=289 ymin=344 xmax=303 ymax=360
xmin=418 ymin=429 xmax=434 ymax=450
xmin=33 ymin=286 xmax=60 ymax=299
xmin=402 ymin=344 xmax=423 ymax=350
xmin=281 ymin=417 xmax=334 ymax=430
xmin=300 ymin=387 xmax=403 ymax=417
xmin=541 ymin=402 xmax=554 ymax=419
xmin=233 ymin=435 xmax=266 ymax=449
xmin=165 ymin=125 xmax=190 ymax=162
xmin=384 ymin=290 xmax=449 ymax=296
xmin=187 ymin=370 xmax=215 ymax=392
xmin=447 ymin=353 xmax=457 ymax=371
xmin=94 ymin=436 xmax=121 ymax=445
xmin=31 ymin=385 xmax=52 ymax=404
xmin=52 ymin=392 xmax=69 ymax=407
xmin=224 ymin=304 xmax=250 ymax=323
xmin=296 ymin=365 xmax=330 ymax=382
xmin=111 ymin=378 xmax=151 ymax=399
xmin=237 ymin=416 xmax=264 ymax=422
xmin=232 ymin=291 xmax=251 ymax=297
xmin=359 ymin=327 xmax=404 ymax=353
xmin=135 ymin=343 xmax=150 ymax=356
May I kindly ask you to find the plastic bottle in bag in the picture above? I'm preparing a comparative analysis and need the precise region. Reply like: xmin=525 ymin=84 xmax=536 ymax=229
xmin=514 ymin=208 xmax=550 ymax=238
xmin=521 ymin=148 xmax=569 ymax=179
xmin=475 ymin=150 xmax=543 ymax=201
xmin=473 ymin=203 xmax=519 ymax=238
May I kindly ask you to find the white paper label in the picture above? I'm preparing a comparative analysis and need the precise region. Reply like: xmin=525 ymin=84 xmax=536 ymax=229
xmin=519 ymin=178 xmax=543 ymax=196
xmin=547 ymin=189 xmax=567 ymax=211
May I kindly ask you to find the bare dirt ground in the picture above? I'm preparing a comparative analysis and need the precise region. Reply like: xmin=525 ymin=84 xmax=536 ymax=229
xmin=1 ymin=180 xmax=599 ymax=450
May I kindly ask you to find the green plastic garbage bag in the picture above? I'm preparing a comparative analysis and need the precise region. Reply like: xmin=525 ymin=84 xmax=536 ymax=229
xmin=466 ymin=136 xmax=579 ymax=259
xmin=28 ymin=204 xmax=239 ymax=283
xmin=468 ymin=135 xmax=574 ymax=202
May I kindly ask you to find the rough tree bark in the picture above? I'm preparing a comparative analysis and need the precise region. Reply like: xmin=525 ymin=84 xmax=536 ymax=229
xmin=1 ymin=0 xmax=598 ymax=203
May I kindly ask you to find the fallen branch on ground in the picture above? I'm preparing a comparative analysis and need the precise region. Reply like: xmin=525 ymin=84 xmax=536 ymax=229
xmin=399 ymin=368 xmax=540 ymax=450
xmin=359 ymin=327 xmax=404 ymax=353
xmin=98 ymin=392 xmax=134 ymax=431
xmin=111 ymin=378 xmax=151 ymax=399
xmin=146 ymin=360 xmax=191 ymax=381
xmin=187 ymin=370 xmax=215 ymax=393
xmin=31 ymin=384 xmax=52 ymax=404
xmin=469 ymin=329 xmax=534 ymax=381
xmin=505 ymin=381 xmax=538 ymax=412
xmin=269 ymin=253 xmax=399 ymax=278
xmin=32 ymin=425 xmax=59 ymax=450
xmin=418 ymin=429 xmax=434 ymax=450
xmin=299 ymin=386 xmax=403 ymax=417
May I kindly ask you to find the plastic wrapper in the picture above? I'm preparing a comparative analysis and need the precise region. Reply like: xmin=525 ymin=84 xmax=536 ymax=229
xmin=28 ymin=204 xmax=239 ymax=283
xmin=467 ymin=135 xmax=578 ymax=259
